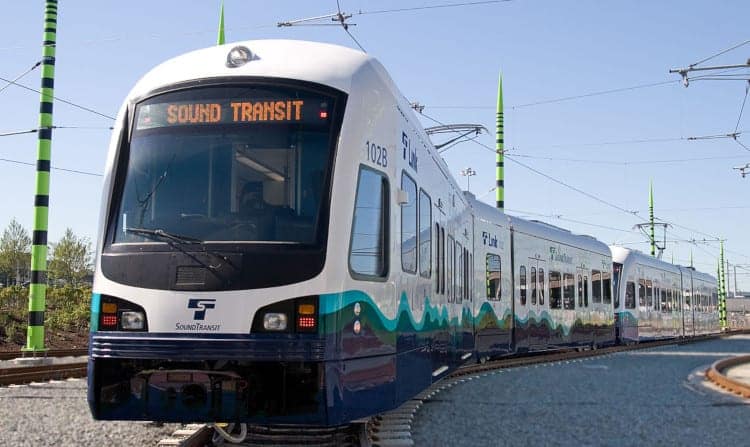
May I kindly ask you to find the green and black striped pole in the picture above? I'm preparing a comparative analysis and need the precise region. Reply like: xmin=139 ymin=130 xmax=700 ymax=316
xmin=217 ymin=0 xmax=225 ymax=45
xmin=24 ymin=0 xmax=58 ymax=353
xmin=496 ymin=73 xmax=504 ymax=211
xmin=719 ymin=240 xmax=727 ymax=330
xmin=649 ymin=181 xmax=656 ymax=257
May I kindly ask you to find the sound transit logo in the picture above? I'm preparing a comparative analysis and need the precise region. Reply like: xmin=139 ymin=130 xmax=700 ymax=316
xmin=176 ymin=299 xmax=221 ymax=332
xmin=188 ymin=298 xmax=216 ymax=320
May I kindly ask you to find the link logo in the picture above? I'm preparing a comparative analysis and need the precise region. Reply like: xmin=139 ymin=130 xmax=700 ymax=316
xmin=188 ymin=298 xmax=216 ymax=320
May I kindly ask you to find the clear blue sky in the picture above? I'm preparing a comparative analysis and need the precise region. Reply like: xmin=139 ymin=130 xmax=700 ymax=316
xmin=1 ymin=1 xmax=748 ymax=290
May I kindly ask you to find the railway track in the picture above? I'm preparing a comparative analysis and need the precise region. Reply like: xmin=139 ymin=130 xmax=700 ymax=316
xmin=0 ymin=362 xmax=87 ymax=386
xmin=0 ymin=348 xmax=88 ymax=361
xmin=160 ymin=330 xmax=749 ymax=447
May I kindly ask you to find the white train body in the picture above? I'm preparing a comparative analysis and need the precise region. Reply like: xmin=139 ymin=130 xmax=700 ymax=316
xmin=86 ymin=40 xmax=718 ymax=426
xmin=610 ymin=246 xmax=719 ymax=342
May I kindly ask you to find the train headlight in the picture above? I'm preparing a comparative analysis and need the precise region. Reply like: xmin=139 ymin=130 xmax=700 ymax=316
xmin=226 ymin=45 xmax=253 ymax=68
xmin=263 ymin=313 xmax=288 ymax=331
xmin=121 ymin=311 xmax=145 ymax=330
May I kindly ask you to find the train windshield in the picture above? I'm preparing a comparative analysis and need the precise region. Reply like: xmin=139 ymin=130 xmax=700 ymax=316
xmin=112 ymin=84 xmax=341 ymax=245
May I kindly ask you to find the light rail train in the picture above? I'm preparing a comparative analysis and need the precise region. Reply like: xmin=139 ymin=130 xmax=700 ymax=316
xmin=87 ymin=40 xmax=719 ymax=426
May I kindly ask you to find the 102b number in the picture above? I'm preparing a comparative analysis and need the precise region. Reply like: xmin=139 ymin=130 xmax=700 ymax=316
xmin=366 ymin=141 xmax=387 ymax=168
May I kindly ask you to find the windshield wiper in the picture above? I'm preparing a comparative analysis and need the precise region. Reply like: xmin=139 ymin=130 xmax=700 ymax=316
xmin=125 ymin=227 xmax=203 ymax=244
xmin=125 ymin=227 xmax=235 ymax=286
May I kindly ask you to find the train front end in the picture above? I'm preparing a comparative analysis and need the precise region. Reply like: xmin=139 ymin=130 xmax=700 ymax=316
xmin=88 ymin=41 xmax=366 ymax=425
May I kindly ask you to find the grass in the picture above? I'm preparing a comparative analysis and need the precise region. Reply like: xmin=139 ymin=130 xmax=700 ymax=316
xmin=0 ymin=285 xmax=91 ymax=347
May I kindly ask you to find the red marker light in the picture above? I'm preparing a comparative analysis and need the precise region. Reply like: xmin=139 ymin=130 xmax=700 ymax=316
xmin=319 ymin=111 xmax=328 ymax=119
xmin=102 ymin=314 xmax=118 ymax=327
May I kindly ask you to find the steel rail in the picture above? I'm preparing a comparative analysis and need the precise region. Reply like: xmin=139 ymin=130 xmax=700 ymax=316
xmin=0 ymin=362 xmax=87 ymax=386
xmin=0 ymin=348 xmax=88 ymax=361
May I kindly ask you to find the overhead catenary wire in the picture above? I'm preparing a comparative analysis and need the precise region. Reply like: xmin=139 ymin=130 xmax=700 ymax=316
xmin=0 ymin=75 xmax=116 ymax=120
xmin=418 ymin=110 xmax=645 ymax=221
xmin=689 ymin=39 xmax=750 ymax=68
xmin=0 ymin=60 xmax=41 ymax=95
xmin=0 ymin=157 xmax=101 ymax=177
xmin=0 ymin=125 xmax=114 ymax=137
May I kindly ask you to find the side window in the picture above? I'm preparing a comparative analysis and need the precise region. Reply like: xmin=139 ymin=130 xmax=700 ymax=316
xmin=592 ymin=270 xmax=602 ymax=303
xmin=646 ymin=280 xmax=653 ymax=308
xmin=419 ymin=190 xmax=432 ymax=278
xmin=584 ymin=275 xmax=589 ymax=307
xmin=349 ymin=166 xmax=389 ymax=278
xmin=456 ymin=242 xmax=463 ymax=302
xmin=563 ymin=273 xmax=575 ymax=310
xmin=549 ymin=271 xmax=561 ymax=309
xmin=577 ymin=274 xmax=583 ymax=308
xmin=538 ymin=268 xmax=545 ymax=306
xmin=435 ymin=223 xmax=441 ymax=293
xmin=661 ymin=289 xmax=668 ymax=313
xmin=602 ymin=272 xmax=612 ymax=305
xmin=401 ymin=172 xmax=417 ymax=273
xmin=530 ymin=266 xmax=537 ymax=305
xmin=440 ymin=227 xmax=446 ymax=294
xmin=638 ymin=279 xmax=646 ymax=307
xmin=486 ymin=254 xmax=501 ymax=301
xmin=447 ymin=235 xmax=454 ymax=302
xmin=519 ymin=265 xmax=527 ymax=306
xmin=667 ymin=289 xmax=674 ymax=312
xmin=625 ymin=281 xmax=636 ymax=309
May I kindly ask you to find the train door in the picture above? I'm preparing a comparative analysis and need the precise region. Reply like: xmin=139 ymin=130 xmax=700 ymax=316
xmin=576 ymin=267 xmax=591 ymax=347
xmin=528 ymin=258 xmax=547 ymax=349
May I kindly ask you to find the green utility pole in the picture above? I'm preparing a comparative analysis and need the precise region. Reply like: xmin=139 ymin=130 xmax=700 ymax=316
xmin=649 ymin=181 xmax=655 ymax=257
xmin=24 ymin=0 xmax=58 ymax=353
xmin=496 ymin=73 xmax=504 ymax=211
xmin=217 ymin=1 xmax=225 ymax=45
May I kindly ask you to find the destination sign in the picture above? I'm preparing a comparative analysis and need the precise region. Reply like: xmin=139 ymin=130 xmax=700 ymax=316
xmin=136 ymin=98 xmax=319 ymax=130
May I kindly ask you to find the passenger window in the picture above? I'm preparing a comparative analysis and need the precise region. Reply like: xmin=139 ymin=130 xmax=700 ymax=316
xmin=530 ymin=266 xmax=537 ymax=305
xmin=440 ymin=227 xmax=446 ymax=294
xmin=660 ymin=289 xmax=668 ymax=312
xmin=447 ymin=235 xmax=454 ymax=302
xmin=349 ymin=166 xmax=389 ymax=278
xmin=435 ymin=223 xmax=441 ymax=293
xmin=419 ymin=190 xmax=432 ymax=278
xmin=401 ymin=172 xmax=417 ymax=274
xmin=602 ymin=272 xmax=612 ymax=305
xmin=584 ymin=275 xmax=589 ymax=307
xmin=520 ymin=265 xmax=527 ymax=306
xmin=592 ymin=270 xmax=602 ymax=303
xmin=563 ymin=273 xmax=575 ymax=310
xmin=625 ymin=281 xmax=636 ymax=309
xmin=577 ymin=274 xmax=583 ymax=307
xmin=538 ymin=268 xmax=545 ymax=306
xmin=638 ymin=279 xmax=646 ymax=307
xmin=549 ymin=271 xmax=561 ymax=309
xmin=646 ymin=281 xmax=653 ymax=309
xmin=486 ymin=254 xmax=501 ymax=301
xmin=456 ymin=242 xmax=463 ymax=302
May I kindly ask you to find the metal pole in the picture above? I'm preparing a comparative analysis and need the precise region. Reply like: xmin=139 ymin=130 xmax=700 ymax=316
xmin=24 ymin=0 xmax=58 ymax=353
xmin=217 ymin=0 xmax=225 ymax=45
xmin=649 ymin=181 xmax=655 ymax=257
xmin=734 ymin=264 xmax=738 ymax=298
xmin=496 ymin=72 xmax=504 ymax=211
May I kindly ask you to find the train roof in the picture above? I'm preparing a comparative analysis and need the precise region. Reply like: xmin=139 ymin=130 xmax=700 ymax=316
xmin=469 ymin=197 xmax=610 ymax=256
xmin=609 ymin=246 xmax=681 ymax=274
xmin=610 ymin=246 xmax=716 ymax=282
xmin=127 ymin=39 xmax=379 ymax=100
xmin=679 ymin=266 xmax=716 ymax=284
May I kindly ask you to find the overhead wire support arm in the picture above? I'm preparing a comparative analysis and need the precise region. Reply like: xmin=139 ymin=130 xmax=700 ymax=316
xmin=423 ymin=123 xmax=489 ymax=152
xmin=669 ymin=61 xmax=750 ymax=87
